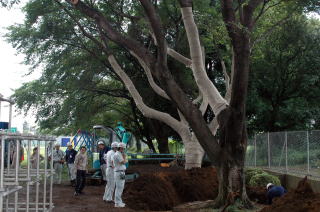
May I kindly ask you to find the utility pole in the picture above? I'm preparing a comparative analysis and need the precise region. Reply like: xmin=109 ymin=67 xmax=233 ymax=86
xmin=0 ymin=93 xmax=14 ymax=130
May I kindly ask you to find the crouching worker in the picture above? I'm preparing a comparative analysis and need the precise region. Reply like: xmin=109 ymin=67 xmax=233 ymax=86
xmin=266 ymin=183 xmax=287 ymax=204
xmin=113 ymin=142 xmax=127 ymax=208
xmin=65 ymin=142 xmax=77 ymax=186
xmin=74 ymin=146 xmax=88 ymax=196
xmin=103 ymin=142 xmax=118 ymax=202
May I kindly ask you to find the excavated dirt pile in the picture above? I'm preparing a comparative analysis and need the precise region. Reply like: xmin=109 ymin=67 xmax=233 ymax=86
xmin=247 ymin=186 xmax=268 ymax=204
xmin=124 ymin=167 xmax=219 ymax=211
xmin=260 ymin=177 xmax=320 ymax=212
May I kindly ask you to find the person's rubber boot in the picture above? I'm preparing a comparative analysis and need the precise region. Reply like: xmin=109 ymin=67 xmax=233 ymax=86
xmin=71 ymin=180 xmax=76 ymax=187
xmin=115 ymin=203 xmax=125 ymax=208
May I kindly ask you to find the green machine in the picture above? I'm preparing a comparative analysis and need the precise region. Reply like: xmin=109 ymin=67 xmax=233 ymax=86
xmin=92 ymin=123 xmax=132 ymax=169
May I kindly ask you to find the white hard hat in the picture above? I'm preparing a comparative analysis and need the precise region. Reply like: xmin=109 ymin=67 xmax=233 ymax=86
xmin=67 ymin=142 xmax=72 ymax=146
xmin=111 ymin=142 xmax=118 ymax=148
xmin=117 ymin=142 xmax=126 ymax=148
xmin=266 ymin=183 xmax=274 ymax=190
xmin=98 ymin=141 xmax=105 ymax=145
xmin=55 ymin=143 xmax=61 ymax=146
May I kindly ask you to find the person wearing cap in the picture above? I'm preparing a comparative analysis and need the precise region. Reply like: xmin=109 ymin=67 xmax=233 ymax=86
xmin=30 ymin=147 xmax=44 ymax=169
xmin=74 ymin=146 xmax=88 ymax=196
xmin=65 ymin=142 xmax=78 ymax=186
xmin=98 ymin=140 xmax=110 ymax=183
xmin=113 ymin=142 xmax=127 ymax=208
xmin=49 ymin=143 xmax=65 ymax=184
xmin=266 ymin=183 xmax=287 ymax=204
xmin=103 ymin=142 xmax=118 ymax=202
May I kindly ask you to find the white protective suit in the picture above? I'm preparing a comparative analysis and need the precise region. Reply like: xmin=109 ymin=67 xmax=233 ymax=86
xmin=113 ymin=148 xmax=126 ymax=207
xmin=51 ymin=148 xmax=65 ymax=184
xmin=103 ymin=149 xmax=116 ymax=201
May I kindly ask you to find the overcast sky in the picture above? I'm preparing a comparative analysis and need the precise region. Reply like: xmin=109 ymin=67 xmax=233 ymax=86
xmin=0 ymin=2 xmax=40 ymax=131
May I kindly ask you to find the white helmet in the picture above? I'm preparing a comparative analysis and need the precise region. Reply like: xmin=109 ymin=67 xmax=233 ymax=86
xmin=266 ymin=183 xmax=274 ymax=190
xmin=67 ymin=142 xmax=72 ymax=146
xmin=117 ymin=142 xmax=126 ymax=148
xmin=55 ymin=142 xmax=61 ymax=147
xmin=111 ymin=142 xmax=118 ymax=148
xmin=97 ymin=141 xmax=105 ymax=145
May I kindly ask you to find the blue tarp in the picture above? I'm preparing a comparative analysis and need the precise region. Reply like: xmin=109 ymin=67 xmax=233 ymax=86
xmin=0 ymin=122 xmax=9 ymax=129
xmin=61 ymin=137 xmax=71 ymax=147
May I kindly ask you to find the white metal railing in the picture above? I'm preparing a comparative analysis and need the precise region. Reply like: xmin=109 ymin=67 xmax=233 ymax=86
xmin=246 ymin=130 xmax=320 ymax=178
xmin=0 ymin=132 xmax=55 ymax=211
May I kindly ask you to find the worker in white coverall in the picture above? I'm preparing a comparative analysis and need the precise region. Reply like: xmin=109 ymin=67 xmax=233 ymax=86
xmin=103 ymin=142 xmax=118 ymax=202
xmin=50 ymin=143 xmax=65 ymax=184
xmin=113 ymin=142 xmax=127 ymax=208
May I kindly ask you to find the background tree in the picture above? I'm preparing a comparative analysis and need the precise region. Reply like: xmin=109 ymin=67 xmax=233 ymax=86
xmin=247 ymin=10 xmax=320 ymax=134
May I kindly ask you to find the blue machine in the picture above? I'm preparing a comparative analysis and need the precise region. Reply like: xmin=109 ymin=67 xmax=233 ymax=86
xmin=72 ymin=130 xmax=95 ymax=155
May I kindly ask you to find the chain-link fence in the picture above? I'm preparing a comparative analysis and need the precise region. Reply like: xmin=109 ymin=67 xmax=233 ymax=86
xmin=246 ymin=130 xmax=320 ymax=178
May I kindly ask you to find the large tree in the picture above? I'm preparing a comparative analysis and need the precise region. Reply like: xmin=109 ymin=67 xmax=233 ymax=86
xmin=7 ymin=0 xmax=318 ymax=208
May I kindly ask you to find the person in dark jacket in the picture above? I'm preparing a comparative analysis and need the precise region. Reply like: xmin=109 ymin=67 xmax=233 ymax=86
xmin=266 ymin=183 xmax=287 ymax=204
xmin=65 ymin=142 xmax=78 ymax=186
xmin=98 ymin=140 xmax=110 ymax=182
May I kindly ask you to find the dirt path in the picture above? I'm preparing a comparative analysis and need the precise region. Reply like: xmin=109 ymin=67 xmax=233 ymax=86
xmin=53 ymin=183 xmax=134 ymax=212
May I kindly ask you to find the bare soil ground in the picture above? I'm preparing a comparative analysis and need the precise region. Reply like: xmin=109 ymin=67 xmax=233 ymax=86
xmin=52 ymin=164 xmax=268 ymax=211
xmin=53 ymin=183 xmax=134 ymax=212
xmin=52 ymin=165 xmax=320 ymax=212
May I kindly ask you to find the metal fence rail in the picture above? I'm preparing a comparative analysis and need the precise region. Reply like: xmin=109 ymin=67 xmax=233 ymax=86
xmin=0 ymin=132 xmax=55 ymax=211
xmin=246 ymin=130 xmax=320 ymax=178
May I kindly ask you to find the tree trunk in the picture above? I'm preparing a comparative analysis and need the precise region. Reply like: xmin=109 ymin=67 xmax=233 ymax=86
xmin=145 ymin=136 xmax=157 ymax=153
xmin=181 ymin=133 xmax=204 ymax=169
xmin=149 ymin=119 xmax=171 ymax=154
xmin=213 ymin=109 xmax=252 ymax=208
xmin=156 ymin=134 xmax=169 ymax=154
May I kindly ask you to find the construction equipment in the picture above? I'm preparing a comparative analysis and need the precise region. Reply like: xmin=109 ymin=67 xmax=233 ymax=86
xmin=93 ymin=122 xmax=132 ymax=147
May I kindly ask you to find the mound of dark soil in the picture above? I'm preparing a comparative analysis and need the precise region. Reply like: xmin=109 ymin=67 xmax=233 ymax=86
xmin=247 ymin=186 xmax=268 ymax=204
xmin=260 ymin=177 xmax=320 ymax=212
xmin=124 ymin=167 xmax=218 ymax=211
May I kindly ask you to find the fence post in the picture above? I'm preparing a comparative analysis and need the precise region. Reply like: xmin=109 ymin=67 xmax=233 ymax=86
xmin=285 ymin=131 xmax=288 ymax=173
xmin=307 ymin=131 xmax=310 ymax=174
xmin=254 ymin=135 xmax=257 ymax=167
xmin=268 ymin=132 xmax=270 ymax=169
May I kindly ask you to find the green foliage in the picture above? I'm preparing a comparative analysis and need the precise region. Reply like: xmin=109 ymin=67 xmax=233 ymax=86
xmin=248 ymin=10 xmax=320 ymax=134
xmin=244 ymin=168 xmax=265 ymax=185
xmin=248 ymin=173 xmax=281 ymax=187
xmin=0 ymin=0 xmax=19 ymax=7
xmin=224 ymin=199 xmax=251 ymax=212
xmin=5 ymin=0 xmax=320 ymax=153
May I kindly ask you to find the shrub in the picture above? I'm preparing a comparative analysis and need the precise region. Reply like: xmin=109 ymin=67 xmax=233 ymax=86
xmin=248 ymin=173 xmax=280 ymax=187
xmin=244 ymin=168 xmax=264 ymax=185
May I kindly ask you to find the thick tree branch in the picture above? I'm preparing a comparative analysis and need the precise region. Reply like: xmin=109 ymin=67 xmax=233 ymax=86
xmin=167 ymin=48 xmax=192 ymax=67
xmin=139 ymin=0 xmax=167 ymax=62
xmin=108 ymin=54 xmax=185 ymax=133
xmin=130 ymin=51 xmax=171 ymax=100
xmin=179 ymin=4 xmax=228 ymax=115
xmin=68 ymin=0 xmax=155 ymax=65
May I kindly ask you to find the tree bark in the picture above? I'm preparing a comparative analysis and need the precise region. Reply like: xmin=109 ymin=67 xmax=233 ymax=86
xmin=157 ymin=135 xmax=169 ymax=154
xmin=183 ymin=134 xmax=204 ymax=169
xmin=211 ymin=0 xmax=264 ymax=208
